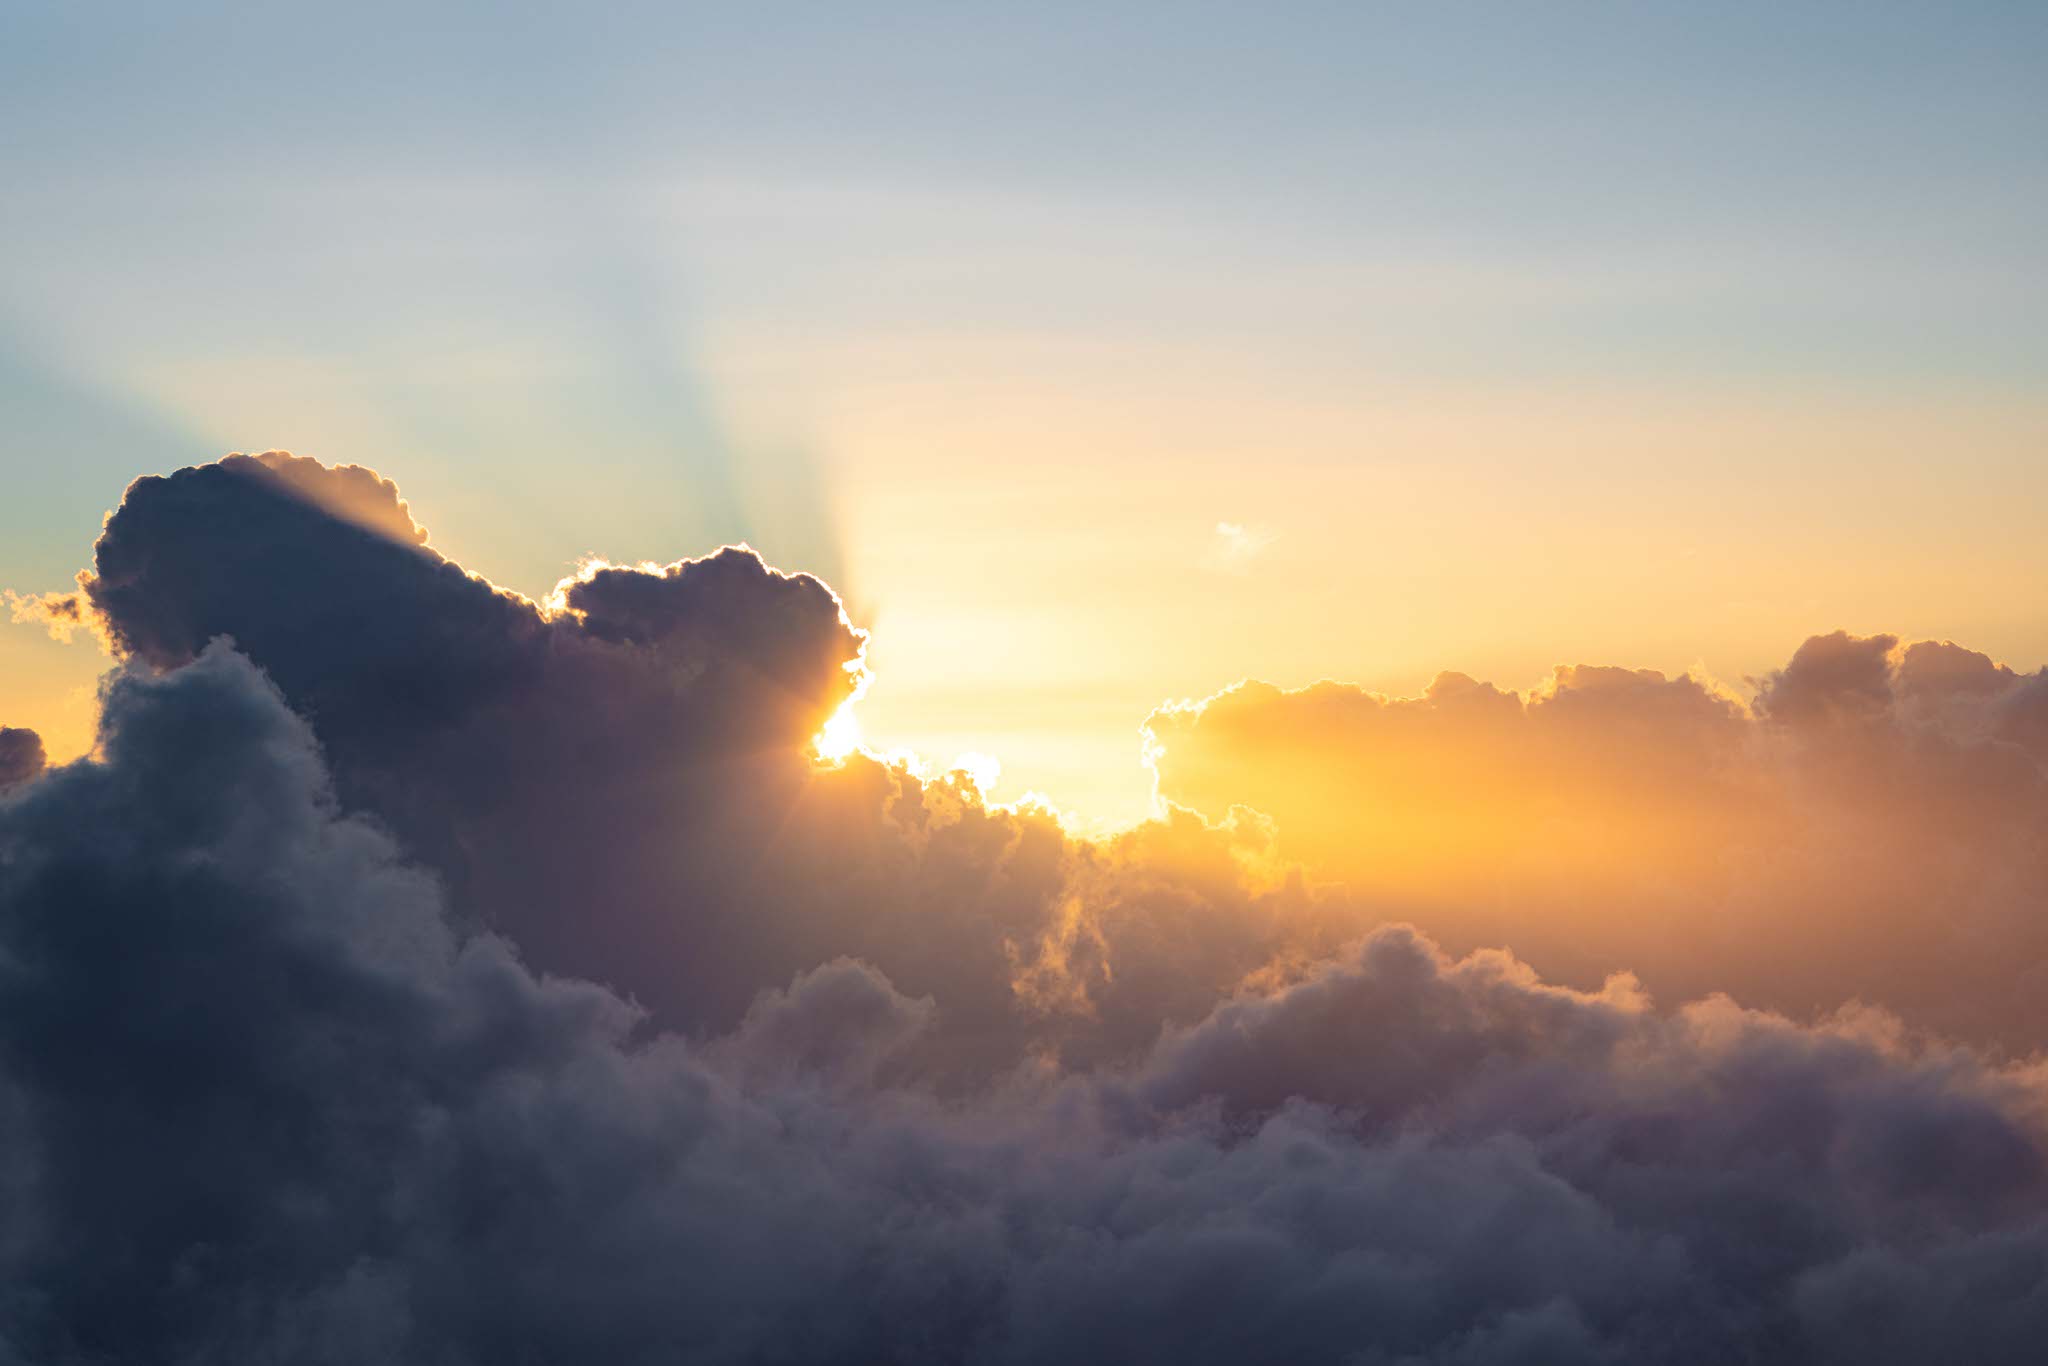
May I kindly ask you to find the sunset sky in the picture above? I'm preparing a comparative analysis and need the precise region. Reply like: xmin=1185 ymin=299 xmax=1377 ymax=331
xmin=7 ymin=2 xmax=2045 ymax=825
xmin=5 ymin=11 xmax=2048 ymax=1360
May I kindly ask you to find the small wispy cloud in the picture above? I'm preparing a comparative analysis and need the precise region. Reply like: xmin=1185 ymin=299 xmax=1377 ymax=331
xmin=5 ymin=587 xmax=95 ymax=645
xmin=1203 ymin=521 xmax=1276 ymax=573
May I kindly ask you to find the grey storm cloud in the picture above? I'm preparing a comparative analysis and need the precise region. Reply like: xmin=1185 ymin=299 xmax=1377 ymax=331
xmin=3 ymin=452 xmax=2048 ymax=1362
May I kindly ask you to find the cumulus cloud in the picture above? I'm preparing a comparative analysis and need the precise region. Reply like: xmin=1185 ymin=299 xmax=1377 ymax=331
xmin=3 ymin=452 xmax=2047 ymax=1361
xmin=71 ymin=452 xmax=869 ymax=1031
xmin=0 ymin=726 xmax=44 ymax=787
xmin=1145 ymin=635 xmax=2048 ymax=1047
xmin=3 ymin=642 xmax=2046 ymax=1363
xmin=44 ymin=454 xmax=1367 ymax=1075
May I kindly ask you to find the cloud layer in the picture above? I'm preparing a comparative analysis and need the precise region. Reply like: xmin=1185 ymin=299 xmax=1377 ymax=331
xmin=3 ymin=453 xmax=2047 ymax=1362
xmin=1147 ymin=637 xmax=2048 ymax=1047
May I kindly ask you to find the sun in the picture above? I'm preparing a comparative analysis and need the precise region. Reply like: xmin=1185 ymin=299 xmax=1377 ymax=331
xmin=814 ymin=700 xmax=865 ymax=762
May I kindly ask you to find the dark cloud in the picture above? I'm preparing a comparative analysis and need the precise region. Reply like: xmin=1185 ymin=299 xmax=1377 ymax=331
xmin=2 ymin=643 xmax=2045 ymax=1364
xmin=1751 ymin=629 xmax=1901 ymax=727
xmin=5 ymin=452 xmax=2048 ymax=1360
xmin=53 ymin=454 xmax=1340 ymax=1072
xmin=73 ymin=452 xmax=870 ymax=1031
xmin=0 ymin=726 xmax=44 ymax=787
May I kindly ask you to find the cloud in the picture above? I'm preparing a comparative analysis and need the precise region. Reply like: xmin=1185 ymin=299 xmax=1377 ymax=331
xmin=0 ymin=725 xmax=43 ymax=787
xmin=71 ymin=452 xmax=876 ymax=1033
xmin=4 ymin=589 xmax=94 ymax=646
xmin=4 ymin=452 xmax=2048 ymax=1360
xmin=1145 ymin=638 xmax=2048 ymax=1047
xmin=2 ymin=643 xmax=2046 ymax=1363
xmin=23 ymin=453 xmax=1348 ymax=1083
xmin=1204 ymin=520 xmax=1276 ymax=573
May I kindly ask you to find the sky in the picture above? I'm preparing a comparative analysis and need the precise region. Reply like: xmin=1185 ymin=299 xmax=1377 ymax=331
xmin=6 ymin=7 xmax=2048 ymax=1360
xmin=6 ymin=2 xmax=2046 ymax=825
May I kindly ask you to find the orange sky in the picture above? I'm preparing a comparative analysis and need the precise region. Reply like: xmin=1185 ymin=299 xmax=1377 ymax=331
xmin=5 ymin=5 xmax=2044 ymax=828
xmin=11 ymin=376 xmax=2044 ymax=830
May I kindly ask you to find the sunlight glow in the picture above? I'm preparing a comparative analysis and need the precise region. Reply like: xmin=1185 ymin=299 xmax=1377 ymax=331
xmin=950 ymin=750 xmax=1001 ymax=794
xmin=814 ymin=699 xmax=865 ymax=761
